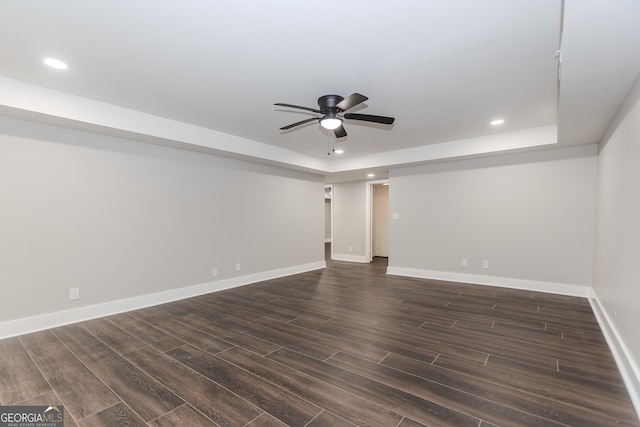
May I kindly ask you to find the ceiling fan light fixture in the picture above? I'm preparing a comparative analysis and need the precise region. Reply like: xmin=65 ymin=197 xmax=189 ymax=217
xmin=320 ymin=116 xmax=342 ymax=130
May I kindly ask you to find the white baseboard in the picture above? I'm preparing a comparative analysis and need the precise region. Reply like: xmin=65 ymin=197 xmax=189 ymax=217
xmin=331 ymin=253 xmax=370 ymax=263
xmin=0 ymin=261 xmax=326 ymax=340
xmin=589 ymin=292 xmax=640 ymax=418
xmin=386 ymin=266 xmax=591 ymax=297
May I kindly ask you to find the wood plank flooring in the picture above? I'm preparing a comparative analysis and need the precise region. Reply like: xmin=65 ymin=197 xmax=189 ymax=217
xmin=1 ymin=250 xmax=638 ymax=426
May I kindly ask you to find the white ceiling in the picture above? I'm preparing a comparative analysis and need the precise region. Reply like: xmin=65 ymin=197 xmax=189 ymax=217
xmin=0 ymin=0 xmax=638 ymax=182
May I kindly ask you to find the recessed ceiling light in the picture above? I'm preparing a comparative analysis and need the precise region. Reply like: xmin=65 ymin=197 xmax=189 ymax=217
xmin=43 ymin=57 xmax=68 ymax=70
xmin=334 ymin=148 xmax=344 ymax=154
xmin=367 ymin=173 xmax=375 ymax=178
xmin=490 ymin=119 xmax=505 ymax=126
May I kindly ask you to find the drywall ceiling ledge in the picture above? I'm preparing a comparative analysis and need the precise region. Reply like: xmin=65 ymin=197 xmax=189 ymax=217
xmin=0 ymin=76 xmax=329 ymax=174
xmin=1 ymin=76 xmax=558 ymax=178
xmin=327 ymin=125 xmax=558 ymax=174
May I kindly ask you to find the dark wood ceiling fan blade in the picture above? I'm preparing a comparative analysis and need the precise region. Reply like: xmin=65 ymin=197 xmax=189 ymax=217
xmin=274 ymin=103 xmax=321 ymax=114
xmin=336 ymin=93 xmax=368 ymax=111
xmin=344 ymin=113 xmax=395 ymax=125
xmin=279 ymin=117 xmax=319 ymax=130
xmin=334 ymin=125 xmax=347 ymax=138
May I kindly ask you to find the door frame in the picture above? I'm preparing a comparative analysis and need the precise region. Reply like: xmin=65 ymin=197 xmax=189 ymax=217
xmin=324 ymin=184 xmax=333 ymax=260
xmin=366 ymin=179 xmax=389 ymax=262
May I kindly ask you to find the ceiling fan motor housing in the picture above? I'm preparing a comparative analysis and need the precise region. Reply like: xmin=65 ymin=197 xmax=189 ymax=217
xmin=318 ymin=95 xmax=344 ymax=113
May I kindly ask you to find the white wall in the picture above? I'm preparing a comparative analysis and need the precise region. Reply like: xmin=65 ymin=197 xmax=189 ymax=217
xmin=0 ymin=116 xmax=325 ymax=332
xmin=331 ymin=180 xmax=368 ymax=262
xmin=388 ymin=145 xmax=598 ymax=295
xmin=592 ymin=74 xmax=640 ymax=407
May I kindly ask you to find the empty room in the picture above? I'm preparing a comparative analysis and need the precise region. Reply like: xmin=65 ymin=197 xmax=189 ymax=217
xmin=1 ymin=1 xmax=639 ymax=426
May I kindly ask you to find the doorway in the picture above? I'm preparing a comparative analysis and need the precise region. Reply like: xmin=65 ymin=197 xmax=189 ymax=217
xmin=372 ymin=183 xmax=389 ymax=258
xmin=324 ymin=185 xmax=333 ymax=262
xmin=366 ymin=180 xmax=389 ymax=262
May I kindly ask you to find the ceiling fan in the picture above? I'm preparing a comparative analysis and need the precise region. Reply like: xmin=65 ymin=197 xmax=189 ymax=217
xmin=274 ymin=93 xmax=395 ymax=138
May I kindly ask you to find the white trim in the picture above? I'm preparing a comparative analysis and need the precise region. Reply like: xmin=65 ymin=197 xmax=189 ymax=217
xmin=331 ymin=253 xmax=370 ymax=263
xmin=589 ymin=291 xmax=640 ymax=418
xmin=324 ymin=238 xmax=332 ymax=243
xmin=386 ymin=266 xmax=591 ymax=297
xmin=0 ymin=261 xmax=325 ymax=340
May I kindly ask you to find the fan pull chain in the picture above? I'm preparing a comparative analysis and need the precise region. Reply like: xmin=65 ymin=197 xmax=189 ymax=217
xmin=328 ymin=135 xmax=336 ymax=155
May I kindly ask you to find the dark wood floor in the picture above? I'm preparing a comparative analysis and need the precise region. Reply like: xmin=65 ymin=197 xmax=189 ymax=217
xmin=1 ymin=248 xmax=638 ymax=426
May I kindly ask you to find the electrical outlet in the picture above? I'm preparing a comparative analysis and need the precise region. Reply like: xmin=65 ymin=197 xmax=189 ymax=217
xmin=461 ymin=258 xmax=468 ymax=267
xmin=482 ymin=260 xmax=489 ymax=269
xmin=349 ymin=246 xmax=353 ymax=252
xmin=69 ymin=288 xmax=80 ymax=300
xmin=235 ymin=263 xmax=241 ymax=272
xmin=212 ymin=268 xmax=218 ymax=277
